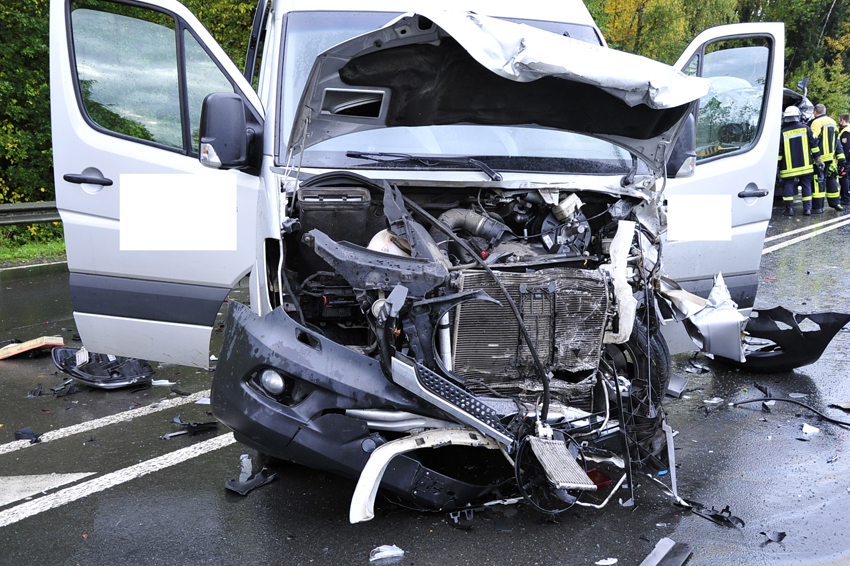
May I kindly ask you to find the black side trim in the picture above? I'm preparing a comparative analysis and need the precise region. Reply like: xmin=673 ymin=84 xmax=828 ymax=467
xmin=69 ymin=273 xmax=230 ymax=326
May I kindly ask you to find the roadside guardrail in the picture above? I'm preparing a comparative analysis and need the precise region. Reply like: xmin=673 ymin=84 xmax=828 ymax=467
xmin=0 ymin=202 xmax=60 ymax=226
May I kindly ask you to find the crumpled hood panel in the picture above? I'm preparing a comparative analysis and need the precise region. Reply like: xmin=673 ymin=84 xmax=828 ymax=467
xmin=289 ymin=10 xmax=710 ymax=172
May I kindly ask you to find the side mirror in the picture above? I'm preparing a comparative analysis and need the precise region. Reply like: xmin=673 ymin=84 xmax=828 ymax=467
xmin=666 ymin=113 xmax=696 ymax=178
xmin=199 ymin=93 xmax=250 ymax=169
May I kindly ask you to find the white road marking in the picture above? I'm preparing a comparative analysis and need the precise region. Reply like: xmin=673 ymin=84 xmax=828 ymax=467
xmin=0 ymin=473 xmax=96 ymax=507
xmin=763 ymin=216 xmax=850 ymax=255
xmin=0 ymin=433 xmax=236 ymax=528
xmin=0 ymin=389 xmax=211 ymax=455
xmin=764 ymin=214 xmax=850 ymax=242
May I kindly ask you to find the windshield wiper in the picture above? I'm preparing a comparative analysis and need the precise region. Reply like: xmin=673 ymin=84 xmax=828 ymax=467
xmin=346 ymin=151 xmax=503 ymax=181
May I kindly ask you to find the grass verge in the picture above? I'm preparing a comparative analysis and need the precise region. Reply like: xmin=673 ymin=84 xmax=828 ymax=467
xmin=0 ymin=239 xmax=66 ymax=266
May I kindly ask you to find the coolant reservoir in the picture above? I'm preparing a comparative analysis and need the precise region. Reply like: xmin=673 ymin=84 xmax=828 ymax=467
xmin=367 ymin=229 xmax=410 ymax=257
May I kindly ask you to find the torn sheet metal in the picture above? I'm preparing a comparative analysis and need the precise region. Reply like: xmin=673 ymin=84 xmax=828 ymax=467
xmin=52 ymin=347 xmax=154 ymax=389
xmin=686 ymin=501 xmax=744 ymax=528
xmin=713 ymin=306 xmax=850 ymax=373
xmin=349 ymin=427 xmax=500 ymax=524
xmin=659 ymin=273 xmax=746 ymax=361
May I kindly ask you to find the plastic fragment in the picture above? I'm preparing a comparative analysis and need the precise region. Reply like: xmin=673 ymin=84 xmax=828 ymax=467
xmin=195 ymin=397 xmax=211 ymax=405
xmin=685 ymin=500 xmax=744 ymax=528
xmin=14 ymin=427 xmax=42 ymax=443
xmin=789 ymin=393 xmax=808 ymax=399
xmin=595 ymin=559 xmax=618 ymax=565
xmin=369 ymin=545 xmax=404 ymax=562
xmin=225 ymin=468 xmax=276 ymax=496
xmin=638 ymin=537 xmax=691 ymax=566
xmin=760 ymin=531 xmax=786 ymax=544
xmin=829 ymin=402 xmax=850 ymax=412
xmin=703 ymin=397 xmax=724 ymax=405
xmin=151 ymin=379 xmax=176 ymax=386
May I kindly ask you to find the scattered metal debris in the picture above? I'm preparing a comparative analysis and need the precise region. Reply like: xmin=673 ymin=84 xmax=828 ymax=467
xmin=52 ymin=347 xmax=154 ymax=389
xmin=666 ymin=373 xmax=689 ymax=398
xmin=369 ymin=545 xmax=404 ymax=562
xmin=160 ymin=416 xmax=218 ymax=440
xmin=686 ymin=501 xmax=744 ymax=528
xmin=638 ymin=537 xmax=692 ymax=566
xmin=27 ymin=384 xmax=42 ymax=398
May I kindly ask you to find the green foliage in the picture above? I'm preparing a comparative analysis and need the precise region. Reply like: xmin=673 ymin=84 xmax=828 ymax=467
xmin=0 ymin=0 xmax=53 ymax=206
xmin=179 ymin=0 xmax=256 ymax=69
xmin=787 ymin=57 xmax=850 ymax=116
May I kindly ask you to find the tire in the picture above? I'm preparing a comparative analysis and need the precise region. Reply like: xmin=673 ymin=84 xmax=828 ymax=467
xmin=604 ymin=319 xmax=671 ymax=408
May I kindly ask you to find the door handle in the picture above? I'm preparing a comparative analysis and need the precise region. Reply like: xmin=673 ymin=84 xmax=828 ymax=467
xmin=63 ymin=173 xmax=113 ymax=186
xmin=737 ymin=188 xmax=768 ymax=198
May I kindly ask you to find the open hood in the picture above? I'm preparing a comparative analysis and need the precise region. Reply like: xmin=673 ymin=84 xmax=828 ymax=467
xmin=288 ymin=10 xmax=710 ymax=174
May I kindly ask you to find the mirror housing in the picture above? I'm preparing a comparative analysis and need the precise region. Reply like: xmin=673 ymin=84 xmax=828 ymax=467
xmin=666 ymin=113 xmax=697 ymax=178
xmin=199 ymin=93 xmax=253 ymax=170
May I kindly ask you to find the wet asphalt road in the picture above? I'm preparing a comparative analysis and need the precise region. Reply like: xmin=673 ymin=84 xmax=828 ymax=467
xmin=2 ymin=202 xmax=850 ymax=566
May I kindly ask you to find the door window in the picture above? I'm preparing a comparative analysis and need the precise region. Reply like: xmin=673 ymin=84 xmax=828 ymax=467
xmin=69 ymin=0 xmax=234 ymax=153
xmin=683 ymin=38 xmax=771 ymax=161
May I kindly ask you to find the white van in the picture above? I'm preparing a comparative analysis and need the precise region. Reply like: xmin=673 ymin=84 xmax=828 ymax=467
xmin=50 ymin=0 xmax=784 ymax=518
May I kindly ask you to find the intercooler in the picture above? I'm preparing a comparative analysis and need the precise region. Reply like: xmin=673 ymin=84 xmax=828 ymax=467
xmin=453 ymin=267 xmax=610 ymax=383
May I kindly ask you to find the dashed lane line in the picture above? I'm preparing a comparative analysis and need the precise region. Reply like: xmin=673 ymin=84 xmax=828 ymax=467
xmin=763 ymin=216 xmax=850 ymax=255
xmin=0 ymin=389 xmax=211 ymax=456
xmin=0 ymin=432 xmax=236 ymax=528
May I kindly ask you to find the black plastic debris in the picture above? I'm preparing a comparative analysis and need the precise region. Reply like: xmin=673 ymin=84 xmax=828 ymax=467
xmin=714 ymin=307 xmax=850 ymax=373
xmin=14 ymin=427 xmax=42 ymax=443
xmin=686 ymin=500 xmax=744 ymax=528
xmin=760 ymin=531 xmax=786 ymax=544
xmin=170 ymin=387 xmax=191 ymax=397
xmin=638 ymin=537 xmax=692 ymax=566
xmin=27 ymin=384 xmax=42 ymax=398
xmin=52 ymin=347 xmax=154 ymax=389
xmin=829 ymin=402 xmax=850 ymax=412
xmin=225 ymin=468 xmax=276 ymax=495
xmin=51 ymin=379 xmax=73 ymax=393
xmin=53 ymin=384 xmax=83 ymax=397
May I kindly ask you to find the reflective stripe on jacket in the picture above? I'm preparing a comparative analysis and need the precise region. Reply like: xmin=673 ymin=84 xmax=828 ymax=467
xmin=778 ymin=121 xmax=818 ymax=178
xmin=811 ymin=115 xmax=844 ymax=163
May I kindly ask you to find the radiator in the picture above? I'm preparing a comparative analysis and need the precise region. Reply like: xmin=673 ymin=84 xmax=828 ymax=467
xmin=454 ymin=267 xmax=609 ymax=383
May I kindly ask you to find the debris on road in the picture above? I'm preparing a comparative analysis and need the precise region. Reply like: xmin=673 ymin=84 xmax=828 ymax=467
xmin=52 ymin=347 xmax=154 ymax=389
xmin=638 ymin=537 xmax=691 ymax=566
xmin=595 ymin=559 xmax=618 ymax=565
xmin=760 ymin=531 xmax=786 ymax=544
xmin=225 ymin=470 xmax=275 ymax=496
xmin=27 ymin=384 xmax=42 ymax=398
xmin=666 ymin=373 xmax=689 ymax=398
xmin=369 ymin=545 xmax=404 ymax=562
xmin=829 ymin=402 xmax=850 ymax=412
xmin=686 ymin=501 xmax=744 ymax=528
xmin=151 ymin=379 xmax=176 ymax=386
xmin=798 ymin=423 xmax=819 ymax=441
xmin=14 ymin=427 xmax=42 ymax=443
xmin=0 ymin=336 xmax=64 ymax=360
xmin=703 ymin=397 xmax=724 ymax=405
xmin=713 ymin=307 xmax=850 ymax=372
xmin=160 ymin=415 xmax=218 ymax=439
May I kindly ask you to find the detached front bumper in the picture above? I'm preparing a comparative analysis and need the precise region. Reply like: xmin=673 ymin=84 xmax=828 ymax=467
xmin=211 ymin=301 xmax=503 ymax=510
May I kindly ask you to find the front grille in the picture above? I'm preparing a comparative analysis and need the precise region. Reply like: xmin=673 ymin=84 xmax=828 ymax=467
xmin=454 ymin=267 xmax=609 ymax=383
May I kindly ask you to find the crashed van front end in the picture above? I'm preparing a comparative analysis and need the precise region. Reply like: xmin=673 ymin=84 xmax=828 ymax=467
xmin=212 ymin=10 xmax=709 ymax=519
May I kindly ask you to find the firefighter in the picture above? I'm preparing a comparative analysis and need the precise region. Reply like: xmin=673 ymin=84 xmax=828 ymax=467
xmin=810 ymin=104 xmax=846 ymax=212
xmin=778 ymin=106 xmax=818 ymax=216
xmin=839 ymin=113 xmax=850 ymax=205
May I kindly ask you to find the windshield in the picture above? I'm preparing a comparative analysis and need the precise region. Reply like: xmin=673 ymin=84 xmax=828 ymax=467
xmin=278 ymin=11 xmax=635 ymax=174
